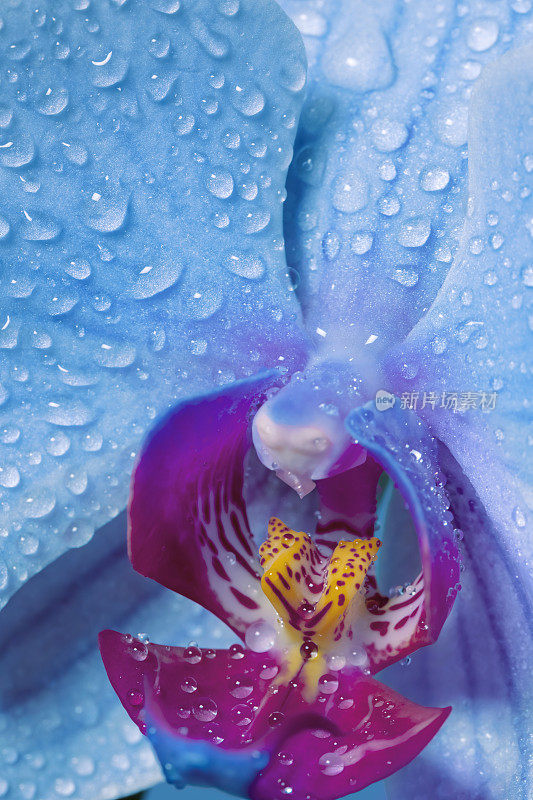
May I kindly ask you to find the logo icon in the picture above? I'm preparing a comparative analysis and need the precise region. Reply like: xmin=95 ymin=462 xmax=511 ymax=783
xmin=375 ymin=390 xmax=396 ymax=412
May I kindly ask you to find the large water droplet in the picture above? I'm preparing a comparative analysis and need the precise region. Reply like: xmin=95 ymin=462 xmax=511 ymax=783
xmin=467 ymin=18 xmax=499 ymax=52
xmin=398 ymin=217 xmax=431 ymax=248
xmin=207 ymin=170 xmax=234 ymax=199
xmin=371 ymin=118 xmax=408 ymax=153
xmin=332 ymin=172 xmax=368 ymax=213
xmin=420 ymin=167 xmax=450 ymax=192
xmin=230 ymin=82 xmax=265 ymax=116
xmin=193 ymin=699 xmax=218 ymax=722
xmin=244 ymin=620 xmax=276 ymax=652
xmin=223 ymin=252 xmax=265 ymax=280
xmin=37 ymin=87 xmax=69 ymax=115
xmin=91 ymin=50 xmax=128 ymax=87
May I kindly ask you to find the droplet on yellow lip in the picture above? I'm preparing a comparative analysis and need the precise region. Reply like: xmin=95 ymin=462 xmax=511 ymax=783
xmin=259 ymin=517 xmax=381 ymax=700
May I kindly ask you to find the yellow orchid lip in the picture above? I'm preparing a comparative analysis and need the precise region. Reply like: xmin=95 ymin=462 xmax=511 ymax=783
xmin=259 ymin=517 xmax=381 ymax=699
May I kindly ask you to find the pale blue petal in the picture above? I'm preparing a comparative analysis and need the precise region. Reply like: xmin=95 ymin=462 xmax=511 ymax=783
xmin=384 ymin=45 xmax=533 ymax=798
xmin=0 ymin=512 xmax=233 ymax=800
xmin=0 ymin=0 xmax=308 ymax=607
xmin=389 ymin=43 xmax=533 ymax=584
xmin=279 ymin=0 xmax=531 ymax=357
xmin=383 ymin=445 xmax=532 ymax=800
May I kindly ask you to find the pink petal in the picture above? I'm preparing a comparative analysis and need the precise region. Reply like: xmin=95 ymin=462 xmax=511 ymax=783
xmin=251 ymin=667 xmax=450 ymax=800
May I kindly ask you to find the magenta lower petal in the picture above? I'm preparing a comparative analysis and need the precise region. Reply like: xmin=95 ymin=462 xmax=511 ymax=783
xmin=250 ymin=668 xmax=449 ymax=800
xmin=128 ymin=371 xmax=281 ymax=638
xmin=99 ymin=629 xmax=283 ymax=748
xmin=100 ymin=631 xmax=450 ymax=800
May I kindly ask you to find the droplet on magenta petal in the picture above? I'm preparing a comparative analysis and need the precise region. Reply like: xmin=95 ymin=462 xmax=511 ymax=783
xmin=229 ymin=677 xmax=254 ymax=699
xmin=318 ymin=674 xmax=339 ymax=695
xmin=183 ymin=644 xmax=202 ymax=664
xmin=128 ymin=642 xmax=148 ymax=662
xmin=180 ymin=677 xmax=198 ymax=694
xmin=229 ymin=643 xmax=245 ymax=659
xmin=193 ymin=699 xmax=218 ymax=722
xmin=319 ymin=751 xmax=345 ymax=776
xmin=245 ymin=620 xmax=276 ymax=652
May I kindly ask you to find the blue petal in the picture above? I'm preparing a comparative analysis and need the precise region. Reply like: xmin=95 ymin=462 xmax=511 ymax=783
xmin=0 ymin=0 xmax=308 ymax=606
xmin=388 ymin=43 xmax=533 ymax=581
xmin=279 ymin=0 xmax=531 ymax=357
xmin=0 ymin=512 xmax=233 ymax=800
xmin=383 ymin=446 xmax=532 ymax=800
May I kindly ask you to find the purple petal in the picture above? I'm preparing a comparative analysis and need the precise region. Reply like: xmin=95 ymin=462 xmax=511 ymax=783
xmin=99 ymin=630 xmax=280 ymax=748
xmin=388 ymin=43 xmax=532 ymax=589
xmin=129 ymin=371 xmax=287 ymax=638
xmin=384 ymin=445 xmax=532 ymax=799
xmin=251 ymin=669 xmax=450 ymax=800
xmin=345 ymin=402 xmax=461 ymax=671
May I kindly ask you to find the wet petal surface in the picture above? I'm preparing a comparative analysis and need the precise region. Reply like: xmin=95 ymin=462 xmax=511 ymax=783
xmin=0 ymin=0 xmax=308 ymax=606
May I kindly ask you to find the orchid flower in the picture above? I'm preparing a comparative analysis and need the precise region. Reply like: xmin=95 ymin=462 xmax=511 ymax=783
xmin=0 ymin=0 xmax=531 ymax=798
xmin=99 ymin=369 xmax=457 ymax=798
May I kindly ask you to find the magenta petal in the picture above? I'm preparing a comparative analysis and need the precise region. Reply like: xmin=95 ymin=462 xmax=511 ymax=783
xmin=128 ymin=371 xmax=280 ymax=638
xmin=99 ymin=630 xmax=281 ymax=747
xmin=251 ymin=670 xmax=450 ymax=800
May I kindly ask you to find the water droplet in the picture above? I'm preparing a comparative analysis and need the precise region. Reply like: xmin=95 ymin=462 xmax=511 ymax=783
xmin=371 ymin=118 xmax=408 ymax=152
xmin=436 ymin=104 xmax=468 ymax=148
xmin=193 ymin=699 xmax=217 ymax=722
xmin=173 ymin=114 xmax=195 ymax=135
xmin=332 ymin=172 xmax=368 ymax=213
xmin=24 ymin=489 xmax=56 ymax=519
xmin=0 ymin=134 xmax=34 ymax=168
xmin=129 ymin=641 xmax=149 ymax=661
xmin=184 ymin=644 xmax=202 ymax=664
xmin=512 ymin=506 xmax=526 ymax=528
xmin=468 ymin=18 xmax=499 ymax=52
xmin=64 ymin=520 xmax=94 ymax=547
xmin=65 ymin=259 xmax=91 ymax=280
xmin=318 ymin=673 xmax=339 ymax=695
xmin=223 ymin=252 xmax=265 ymax=280
xmin=45 ymin=399 xmax=94 ymax=426
xmin=37 ymin=87 xmax=69 ymax=115
xmin=351 ymin=232 xmax=373 ymax=255
xmin=21 ymin=211 xmax=61 ymax=241
xmin=378 ymin=192 xmax=400 ymax=216
xmin=245 ymin=620 xmax=275 ymax=652
xmin=130 ymin=261 xmax=183 ymax=300
xmin=378 ymin=160 xmax=396 ymax=181
xmin=94 ymin=341 xmax=136 ymax=368
xmin=230 ymin=82 xmax=265 ymax=116
xmin=391 ymin=267 xmax=419 ymax=287
xmin=91 ymin=51 xmax=128 ymax=87
xmin=207 ymin=170 xmax=234 ymax=199
xmin=180 ymin=677 xmax=198 ymax=693
xmin=0 ymin=465 xmax=20 ymax=488
xmin=319 ymin=751 xmax=344 ymax=776
xmin=229 ymin=643 xmax=245 ymax=659
xmin=86 ymin=195 xmax=129 ymax=233
xmin=521 ymin=264 xmax=533 ymax=287
xmin=420 ymin=167 xmax=450 ymax=192
xmin=229 ymin=677 xmax=254 ymax=699
xmin=398 ymin=217 xmax=431 ymax=248
xmin=231 ymin=704 xmax=252 ymax=727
